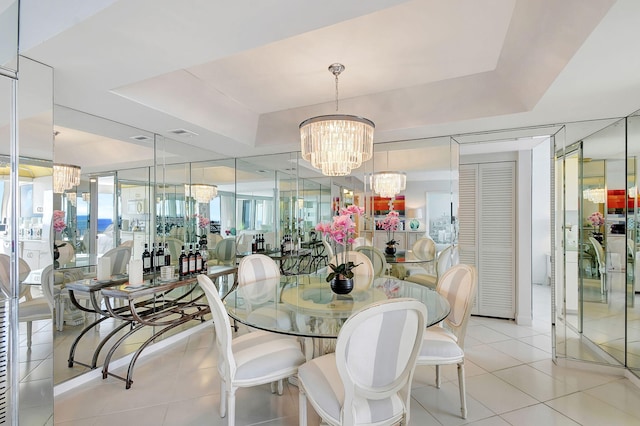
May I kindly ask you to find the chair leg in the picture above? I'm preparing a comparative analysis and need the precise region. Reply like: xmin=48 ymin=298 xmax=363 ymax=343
xmin=27 ymin=321 xmax=33 ymax=348
xmin=458 ymin=361 xmax=467 ymax=419
xmin=435 ymin=364 xmax=441 ymax=388
xmin=277 ymin=379 xmax=284 ymax=395
xmin=299 ymin=384 xmax=308 ymax=426
xmin=220 ymin=380 xmax=227 ymax=418
xmin=270 ymin=381 xmax=276 ymax=394
xmin=228 ymin=387 xmax=236 ymax=426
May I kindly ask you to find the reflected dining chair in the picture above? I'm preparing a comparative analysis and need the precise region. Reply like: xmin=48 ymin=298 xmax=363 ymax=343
xmin=416 ymin=263 xmax=477 ymax=419
xmin=354 ymin=245 xmax=389 ymax=278
xmin=406 ymin=244 xmax=457 ymax=289
xmin=40 ymin=264 xmax=66 ymax=332
xmin=238 ymin=254 xmax=292 ymax=331
xmin=298 ymin=298 xmax=427 ymax=426
xmin=328 ymin=251 xmax=375 ymax=291
xmin=197 ymin=274 xmax=305 ymax=426
xmin=0 ymin=255 xmax=52 ymax=348
xmin=589 ymin=236 xmax=607 ymax=295
xmin=101 ymin=244 xmax=132 ymax=275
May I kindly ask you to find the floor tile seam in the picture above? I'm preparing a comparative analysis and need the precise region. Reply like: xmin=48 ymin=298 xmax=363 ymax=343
xmin=94 ymin=402 xmax=170 ymax=423
xmin=482 ymin=340 xmax=550 ymax=364
xmin=407 ymin=396 xmax=446 ymax=426
xmin=580 ymin=380 xmax=640 ymax=420
xmin=470 ymin=371 xmax=549 ymax=405
xmin=546 ymin=388 xmax=640 ymax=422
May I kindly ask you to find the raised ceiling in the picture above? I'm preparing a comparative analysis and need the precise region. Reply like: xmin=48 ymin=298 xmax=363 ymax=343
xmin=18 ymin=0 xmax=640 ymax=173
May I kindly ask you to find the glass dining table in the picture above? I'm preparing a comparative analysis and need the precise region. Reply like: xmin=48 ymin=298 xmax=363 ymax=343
xmin=224 ymin=274 xmax=449 ymax=357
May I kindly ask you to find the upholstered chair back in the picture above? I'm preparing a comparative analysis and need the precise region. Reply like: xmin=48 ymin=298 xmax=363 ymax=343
xmin=335 ymin=298 xmax=426 ymax=425
xmin=216 ymin=239 xmax=236 ymax=266
xmin=354 ymin=245 xmax=388 ymax=278
xmin=197 ymin=275 xmax=236 ymax=379
xmin=436 ymin=264 xmax=477 ymax=348
xmin=101 ymin=245 xmax=132 ymax=275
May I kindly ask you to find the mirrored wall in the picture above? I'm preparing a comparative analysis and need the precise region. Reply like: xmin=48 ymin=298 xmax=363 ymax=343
xmin=555 ymin=111 xmax=640 ymax=379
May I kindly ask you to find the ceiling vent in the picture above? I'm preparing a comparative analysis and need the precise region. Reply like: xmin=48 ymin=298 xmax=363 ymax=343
xmin=130 ymin=135 xmax=151 ymax=141
xmin=168 ymin=128 xmax=199 ymax=137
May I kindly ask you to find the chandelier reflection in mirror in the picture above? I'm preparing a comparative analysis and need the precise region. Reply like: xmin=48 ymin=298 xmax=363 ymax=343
xmin=300 ymin=63 xmax=374 ymax=176
xmin=53 ymin=163 xmax=81 ymax=194
xmin=370 ymin=171 xmax=407 ymax=198
xmin=185 ymin=184 xmax=218 ymax=204
xmin=583 ymin=187 xmax=605 ymax=204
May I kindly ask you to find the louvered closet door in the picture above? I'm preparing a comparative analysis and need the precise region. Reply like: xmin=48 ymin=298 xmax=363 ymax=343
xmin=459 ymin=163 xmax=516 ymax=318
xmin=458 ymin=165 xmax=478 ymax=312
xmin=478 ymin=162 xmax=515 ymax=318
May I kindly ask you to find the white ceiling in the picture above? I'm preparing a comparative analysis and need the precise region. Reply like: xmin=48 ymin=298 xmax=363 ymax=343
xmin=17 ymin=0 xmax=640 ymax=174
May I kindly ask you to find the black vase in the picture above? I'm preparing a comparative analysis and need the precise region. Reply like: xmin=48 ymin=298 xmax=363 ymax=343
xmin=53 ymin=245 xmax=60 ymax=268
xmin=385 ymin=245 xmax=397 ymax=256
xmin=330 ymin=275 xmax=354 ymax=295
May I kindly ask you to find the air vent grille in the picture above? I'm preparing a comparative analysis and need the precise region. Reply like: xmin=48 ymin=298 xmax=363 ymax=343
xmin=130 ymin=135 xmax=151 ymax=141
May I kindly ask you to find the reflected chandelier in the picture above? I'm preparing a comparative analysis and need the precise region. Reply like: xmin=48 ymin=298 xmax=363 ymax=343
xmin=185 ymin=184 xmax=218 ymax=203
xmin=53 ymin=163 xmax=81 ymax=194
xmin=300 ymin=63 xmax=374 ymax=176
xmin=370 ymin=171 xmax=407 ymax=199
xmin=583 ymin=188 xmax=605 ymax=204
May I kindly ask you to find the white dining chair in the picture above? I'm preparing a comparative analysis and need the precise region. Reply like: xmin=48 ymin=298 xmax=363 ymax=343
xmin=298 ymin=298 xmax=427 ymax=426
xmin=417 ymin=263 xmax=477 ymax=419
xmin=354 ymin=245 xmax=389 ymax=277
xmin=197 ymin=274 xmax=305 ymax=426
xmin=40 ymin=264 xmax=66 ymax=332
xmin=589 ymin=237 xmax=607 ymax=295
xmin=238 ymin=253 xmax=292 ymax=331
xmin=0 ymin=255 xmax=53 ymax=348
xmin=406 ymin=244 xmax=458 ymax=288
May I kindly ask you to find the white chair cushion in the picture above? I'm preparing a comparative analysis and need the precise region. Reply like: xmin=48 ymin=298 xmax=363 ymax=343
xmin=298 ymin=353 xmax=405 ymax=424
xmin=19 ymin=298 xmax=50 ymax=319
xmin=425 ymin=325 xmax=458 ymax=343
xmin=405 ymin=273 xmax=437 ymax=288
xmin=419 ymin=331 xmax=464 ymax=363
xmin=231 ymin=330 xmax=304 ymax=383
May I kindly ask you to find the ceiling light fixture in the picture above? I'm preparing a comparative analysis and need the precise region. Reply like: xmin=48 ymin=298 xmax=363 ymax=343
xmin=300 ymin=63 xmax=374 ymax=176
xmin=371 ymin=171 xmax=406 ymax=198
xmin=53 ymin=163 xmax=81 ymax=194
xmin=185 ymin=184 xmax=218 ymax=204
xmin=370 ymin=151 xmax=406 ymax=198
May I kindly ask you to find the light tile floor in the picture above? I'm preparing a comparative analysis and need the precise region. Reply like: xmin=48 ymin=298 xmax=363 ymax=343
xmin=53 ymin=285 xmax=640 ymax=425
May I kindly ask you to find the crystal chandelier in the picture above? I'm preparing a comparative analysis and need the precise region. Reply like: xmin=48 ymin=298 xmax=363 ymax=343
xmin=300 ymin=63 xmax=374 ymax=176
xmin=583 ymin=188 xmax=605 ymax=204
xmin=53 ymin=163 xmax=81 ymax=194
xmin=185 ymin=184 xmax=218 ymax=203
xmin=370 ymin=171 xmax=407 ymax=198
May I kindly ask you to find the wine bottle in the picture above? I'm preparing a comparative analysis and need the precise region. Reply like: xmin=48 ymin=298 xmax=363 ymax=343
xmin=156 ymin=243 xmax=164 ymax=271
xmin=251 ymin=235 xmax=257 ymax=253
xmin=142 ymin=243 xmax=151 ymax=273
xmin=195 ymin=246 xmax=203 ymax=273
xmin=164 ymin=242 xmax=171 ymax=266
xmin=179 ymin=245 xmax=188 ymax=277
xmin=188 ymin=245 xmax=196 ymax=275
xmin=150 ymin=243 xmax=156 ymax=272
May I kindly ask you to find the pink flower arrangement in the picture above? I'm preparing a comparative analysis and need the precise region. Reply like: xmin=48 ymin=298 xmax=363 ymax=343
xmin=588 ymin=211 xmax=605 ymax=228
xmin=53 ymin=210 xmax=66 ymax=233
xmin=315 ymin=205 xmax=365 ymax=281
xmin=378 ymin=210 xmax=401 ymax=245
xmin=197 ymin=215 xmax=210 ymax=230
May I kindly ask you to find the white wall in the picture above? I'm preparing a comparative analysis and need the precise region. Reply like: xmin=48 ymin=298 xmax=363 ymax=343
xmin=532 ymin=139 xmax=551 ymax=284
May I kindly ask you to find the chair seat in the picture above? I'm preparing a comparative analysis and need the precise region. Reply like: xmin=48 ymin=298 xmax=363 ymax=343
xmin=298 ymin=353 xmax=405 ymax=425
xmin=247 ymin=306 xmax=292 ymax=330
xmin=19 ymin=297 xmax=50 ymax=320
xmin=419 ymin=331 xmax=464 ymax=364
xmin=425 ymin=325 xmax=458 ymax=343
xmin=231 ymin=330 xmax=304 ymax=384
xmin=405 ymin=273 xmax=437 ymax=288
